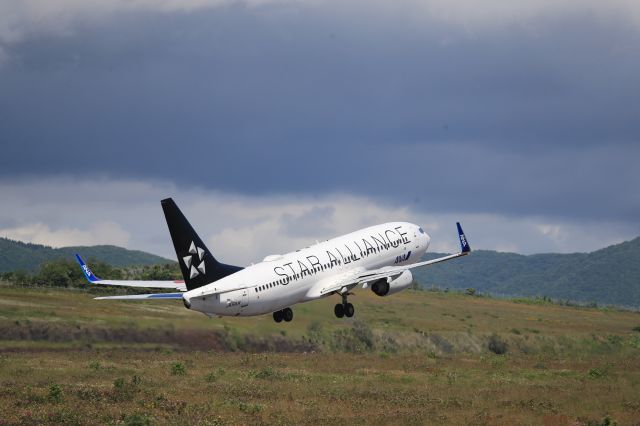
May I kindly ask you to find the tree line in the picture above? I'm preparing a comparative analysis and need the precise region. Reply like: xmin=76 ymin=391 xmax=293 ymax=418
xmin=0 ymin=258 xmax=181 ymax=288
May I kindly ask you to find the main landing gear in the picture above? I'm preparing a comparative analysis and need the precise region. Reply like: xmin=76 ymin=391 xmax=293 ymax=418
xmin=334 ymin=293 xmax=355 ymax=318
xmin=273 ymin=307 xmax=293 ymax=323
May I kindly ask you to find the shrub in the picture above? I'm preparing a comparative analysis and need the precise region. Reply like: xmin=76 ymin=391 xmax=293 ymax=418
xmin=307 ymin=321 xmax=324 ymax=344
xmin=352 ymin=321 xmax=375 ymax=350
xmin=238 ymin=402 xmax=262 ymax=414
xmin=112 ymin=377 xmax=139 ymax=402
xmin=75 ymin=385 xmax=103 ymax=403
xmin=330 ymin=321 xmax=376 ymax=353
xmin=430 ymin=334 xmax=454 ymax=354
xmin=588 ymin=368 xmax=605 ymax=379
xmin=47 ymin=407 xmax=80 ymax=424
xmin=47 ymin=384 xmax=63 ymax=403
xmin=249 ymin=367 xmax=276 ymax=380
xmin=205 ymin=368 xmax=225 ymax=383
xmin=487 ymin=334 xmax=508 ymax=355
xmin=446 ymin=371 xmax=457 ymax=385
xmin=632 ymin=325 xmax=640 ymax=333
xmin=170 ymin=361 xmax=186 ymax=376
xmin=465 ymin=288 xmax=476 ymax=296
xmin=124 ymin=413 xmax=153 ymax=426
xmin=607 ymin=335 xmax=623 ymax=345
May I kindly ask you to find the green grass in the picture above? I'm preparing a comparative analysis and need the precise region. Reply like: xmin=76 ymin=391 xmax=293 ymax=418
xmin=1 ymin=286 xmax=640 ymax=424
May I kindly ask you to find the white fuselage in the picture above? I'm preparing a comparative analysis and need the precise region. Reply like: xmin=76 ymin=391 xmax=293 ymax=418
xmin=183 ymin=222 xmax=430 ymax=317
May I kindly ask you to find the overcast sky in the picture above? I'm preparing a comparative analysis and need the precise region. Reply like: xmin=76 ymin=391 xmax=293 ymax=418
xmin=0 ymin=0 xmax=639 ymax=264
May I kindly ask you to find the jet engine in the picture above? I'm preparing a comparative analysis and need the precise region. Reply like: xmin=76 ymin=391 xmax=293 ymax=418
xmin=370 ymin=270 xmax=413 ymax=297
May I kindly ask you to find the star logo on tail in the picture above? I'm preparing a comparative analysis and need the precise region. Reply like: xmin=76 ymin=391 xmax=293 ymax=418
xmin=182 ymin=241 xmax=206 ymax=279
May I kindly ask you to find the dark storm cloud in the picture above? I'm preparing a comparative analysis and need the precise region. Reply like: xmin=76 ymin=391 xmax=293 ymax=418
xmin=1 ymin=3 xmax=639 ymax=223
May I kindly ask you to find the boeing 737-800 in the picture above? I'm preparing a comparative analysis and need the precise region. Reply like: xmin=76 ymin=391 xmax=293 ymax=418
xmin=76 ymin=198 xmax=470 ymax=322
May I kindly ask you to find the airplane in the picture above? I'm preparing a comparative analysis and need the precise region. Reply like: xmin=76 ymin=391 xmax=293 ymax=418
xmin=76 ymin=198 xmax=471 ymax=322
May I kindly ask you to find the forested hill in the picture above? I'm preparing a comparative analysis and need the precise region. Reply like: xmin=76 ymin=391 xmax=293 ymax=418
xmin=413 ymin=237 xmax=640 ymax=307
xmin=0 ymin=238 xmax=173 ymax=273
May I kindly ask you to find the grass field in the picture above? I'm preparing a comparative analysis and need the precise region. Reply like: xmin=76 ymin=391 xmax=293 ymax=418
xmin=1 ymin=285 xmax=640 ymax=425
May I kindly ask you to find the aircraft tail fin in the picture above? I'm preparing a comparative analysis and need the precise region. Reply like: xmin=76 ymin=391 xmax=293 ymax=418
xmin=161 ymin=198 xmax=242 ymax=291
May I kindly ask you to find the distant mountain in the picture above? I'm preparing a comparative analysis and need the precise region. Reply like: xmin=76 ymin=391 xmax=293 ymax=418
xmin=0 ymin=238 xmax=173 ymax=273
xmin=2 ymin=236 xmax=639 ymax=307
xmin=413 ymin=237 xmax=640 ymax=307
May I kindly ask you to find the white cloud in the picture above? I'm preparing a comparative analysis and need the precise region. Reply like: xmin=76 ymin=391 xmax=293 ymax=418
xmin=1 ymin=0 xmax=639 ymax=64
xmin=0 ymin=177 xmax=635 ymax=265
xmin=0 ymin=0 xmax=294 ymax=46
xmin=420 ymin=0 xmax=640 ymax=30
xmin=537 ymin=224 xmax=566 ymax=242
xmin=0 ymin=221 xmax=130 ymax=248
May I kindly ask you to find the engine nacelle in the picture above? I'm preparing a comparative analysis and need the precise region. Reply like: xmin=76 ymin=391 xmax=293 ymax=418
xmin=370 ymin=270 xmax=413 ymax=297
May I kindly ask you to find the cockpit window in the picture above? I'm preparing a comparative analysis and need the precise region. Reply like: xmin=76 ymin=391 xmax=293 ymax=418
xmin=418 ymin=227 xmax=425 ymax=234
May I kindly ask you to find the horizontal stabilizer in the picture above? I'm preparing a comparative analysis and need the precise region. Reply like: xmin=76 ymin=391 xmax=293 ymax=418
xmin=74 ymin=253 xmax=187 ymax=291
xmin=95 ymin=293 xmax=185 ymax=300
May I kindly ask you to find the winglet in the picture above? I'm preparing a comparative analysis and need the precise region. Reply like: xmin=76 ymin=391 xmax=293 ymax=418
xmin=75 ymin=254 xmax=101 ymax=283
xmin=456 ymin=222 xmax=471 ymax=253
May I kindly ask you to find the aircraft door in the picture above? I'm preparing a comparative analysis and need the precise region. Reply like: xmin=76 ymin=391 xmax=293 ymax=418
xmin=241 ymin=289 xmax=248 ymax=308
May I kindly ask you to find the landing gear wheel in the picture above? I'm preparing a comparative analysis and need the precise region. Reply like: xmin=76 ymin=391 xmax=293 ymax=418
xmin=283 ymin=307 xmax=293 ymax=322
xmin=334 ymin=303 xmax=345 ymax=318
xmin=273 ymin=310 xmax=283 ymax=323
xmin=344 ymin=303 xmax=355 ymax=318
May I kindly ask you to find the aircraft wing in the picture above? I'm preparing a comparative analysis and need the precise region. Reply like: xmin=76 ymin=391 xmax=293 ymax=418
xmin=309 ymin=222 xmax=471 ymax=297
xmin=75 ymin=254 xmax=187 ymax=292
xmin=306 ymin=269 xmax=366 ymax=298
